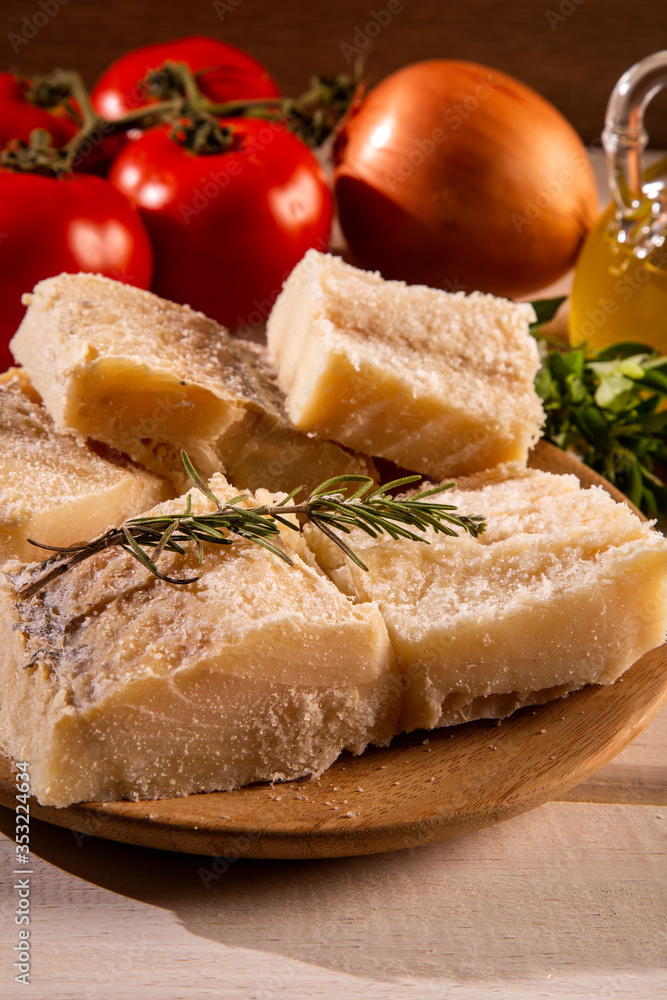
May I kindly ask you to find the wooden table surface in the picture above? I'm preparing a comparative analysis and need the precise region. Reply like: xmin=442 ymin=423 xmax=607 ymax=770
xmin=0 ymin=707 xmax=664 ymax=1000
xmin=1 ymin=156 xmax=666 ymax=999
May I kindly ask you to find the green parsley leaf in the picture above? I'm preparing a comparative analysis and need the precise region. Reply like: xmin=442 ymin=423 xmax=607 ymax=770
xmin=532 ymin=331 xmax=667 ymax=516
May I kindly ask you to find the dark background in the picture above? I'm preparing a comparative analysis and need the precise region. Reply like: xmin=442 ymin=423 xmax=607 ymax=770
xmin=1 ymin=0 xmax=666 ymax=145
xmin=0 ymin=0 xmax=667 ymax=148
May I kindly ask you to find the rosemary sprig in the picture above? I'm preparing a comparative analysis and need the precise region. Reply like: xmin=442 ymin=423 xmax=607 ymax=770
xmin=16 ymin=453 xmax=486 ymax=601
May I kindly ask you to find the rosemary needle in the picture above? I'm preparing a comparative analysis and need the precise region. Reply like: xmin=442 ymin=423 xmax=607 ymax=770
xmin=16 ymin=452 xmax=486 ymax=601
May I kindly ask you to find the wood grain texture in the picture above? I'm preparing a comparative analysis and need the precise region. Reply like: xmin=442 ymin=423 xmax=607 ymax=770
xmin=1 ymin=0 xmax=666 ymax=145
xmin=561 ymin=702 xmax=667 ymax=804
xmin=0 ymin=800 xmax=665 ymax=999
xmin=1 ymin=444 xmax=665 ymax=859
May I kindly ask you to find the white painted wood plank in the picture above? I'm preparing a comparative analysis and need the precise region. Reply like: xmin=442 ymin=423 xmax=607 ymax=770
xmin=1 ymin=801 xmax=664 ymax=999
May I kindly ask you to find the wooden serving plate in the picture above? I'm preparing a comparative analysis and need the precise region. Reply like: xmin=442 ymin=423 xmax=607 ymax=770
xmin=1 ymin=442 xmax=666 ymax=859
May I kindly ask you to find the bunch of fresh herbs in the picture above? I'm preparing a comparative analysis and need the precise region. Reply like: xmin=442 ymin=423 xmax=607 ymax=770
xmin=531 ymin=297 xmax=667 ymax=515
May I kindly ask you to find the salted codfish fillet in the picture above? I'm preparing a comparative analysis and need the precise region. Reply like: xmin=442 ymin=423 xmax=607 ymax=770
xmin=10 ymin=273 xmax=372 ymax=495
xmin=0 ymin=476 xmax=398 ymax=807
xmin=0 ymin=368 xmax=172 ymax=563
xmin=266 ymin=249 xmax=545 ymax=478
xmin=304 ymin=464 xmax=667 ymax=732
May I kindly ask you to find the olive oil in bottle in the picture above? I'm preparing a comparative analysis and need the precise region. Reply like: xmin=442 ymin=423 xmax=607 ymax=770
xmin=568 ymin=52 xmax=667 ymax=351
xmin=569 ymin=200 xmax=667 ymax=351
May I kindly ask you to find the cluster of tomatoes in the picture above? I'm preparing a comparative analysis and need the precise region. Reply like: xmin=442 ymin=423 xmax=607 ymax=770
xmin=2 ymin=42 xmax=598 ymax=372
xmin=0 ymin=36 xmax=334 ymax=361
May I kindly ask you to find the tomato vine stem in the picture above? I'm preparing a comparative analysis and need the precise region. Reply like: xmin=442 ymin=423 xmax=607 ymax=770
xmin=1 ymin=60 xmax=361 ymax=175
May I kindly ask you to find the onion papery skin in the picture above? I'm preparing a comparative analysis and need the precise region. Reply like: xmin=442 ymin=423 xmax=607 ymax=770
xmin=333 ymin=60 xmax=599 ymax=298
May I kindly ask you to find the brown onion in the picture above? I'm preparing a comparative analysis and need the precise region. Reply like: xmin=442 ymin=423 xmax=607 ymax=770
xmin=333 ymin=61 xmax=599 ymax=298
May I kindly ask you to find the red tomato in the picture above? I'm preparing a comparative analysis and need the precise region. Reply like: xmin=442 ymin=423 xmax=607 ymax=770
xmin=0 ymin=171 xmax=152 ymax=366
xmin=0 ymin=73 xmax=77 ymax=151
xmin=92 ymin=36 xmax=280 ymax=119
xmin=109 ymin=118 xmax=333 ymax=329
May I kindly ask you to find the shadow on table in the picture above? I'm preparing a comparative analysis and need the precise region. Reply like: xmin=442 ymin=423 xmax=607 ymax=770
xmin=0 ymin=800 xmax=662 ymax=985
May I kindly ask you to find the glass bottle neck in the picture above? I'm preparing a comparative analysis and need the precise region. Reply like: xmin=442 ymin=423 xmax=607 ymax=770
xmin=602 ymin=51 xmax=667 ymax=221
